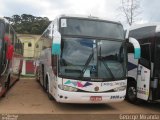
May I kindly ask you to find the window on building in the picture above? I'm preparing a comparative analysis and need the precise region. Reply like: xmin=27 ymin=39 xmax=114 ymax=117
xmin=28 ymin=42 xmax=32 ymax=47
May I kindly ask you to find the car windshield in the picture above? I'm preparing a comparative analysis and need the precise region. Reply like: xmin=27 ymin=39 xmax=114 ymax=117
xmin=59 ymin=37 xmax=126 ymax=81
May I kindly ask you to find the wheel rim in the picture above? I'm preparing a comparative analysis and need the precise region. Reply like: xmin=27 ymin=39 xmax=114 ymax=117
xmin=128 ymin=86 xmax=136 ymax=101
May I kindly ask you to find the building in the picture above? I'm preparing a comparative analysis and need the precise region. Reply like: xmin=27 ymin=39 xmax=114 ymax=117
xmin=18 ymin=34 xmax=40 ymax=76
xmin=18 ymin=34 xmax=40 ymax=58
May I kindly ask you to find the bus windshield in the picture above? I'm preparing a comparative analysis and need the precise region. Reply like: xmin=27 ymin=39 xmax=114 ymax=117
xmin=60 ymin=18 xmax=124 ymax=40
xmin=59 ymin=37 xmax=126 ymax=81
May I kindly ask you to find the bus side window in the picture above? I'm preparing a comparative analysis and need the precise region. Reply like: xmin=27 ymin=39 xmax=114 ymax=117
xmin=0 ymin=22 xmax=4 ymax=45
xmin=52 ymin=55 xmax=57 ymax=75
xmin=9 ymin=27 xmax=15 ymax=45
xmin=0 ymin=22 xmax=5 ymax=74
xmin=15 ymin=39 xmax=17 ymax=53
xmin=140 ymin=44 xmax=151 ymax=68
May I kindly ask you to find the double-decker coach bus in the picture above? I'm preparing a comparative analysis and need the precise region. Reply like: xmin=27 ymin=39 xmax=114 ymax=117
xmin=35 ymin=15 xmax=140 ymax=103
xmin=0 ymin=17 xmax=23 ymax=97
xmin=126 ymin=23 xmax=160 ymax=103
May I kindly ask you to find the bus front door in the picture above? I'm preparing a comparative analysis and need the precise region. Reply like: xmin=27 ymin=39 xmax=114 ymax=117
xmin=154 ymin=38 xmax=160 ymax=100
xmin=137 ymin=44 xmax=151 ymax=101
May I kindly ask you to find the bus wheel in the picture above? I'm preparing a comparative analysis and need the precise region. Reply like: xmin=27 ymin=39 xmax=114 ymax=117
xmin=46 ymin=80 xmax=53 ymax=100
xmin=126 ymin=82 xmax=137 ymax=103
xmin=2 ymin=75 xmax=11 ymax=97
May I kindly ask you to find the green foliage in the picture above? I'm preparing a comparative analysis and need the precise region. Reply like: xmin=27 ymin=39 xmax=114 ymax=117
xmin=4 ymin=14 xmax=50 ymax=35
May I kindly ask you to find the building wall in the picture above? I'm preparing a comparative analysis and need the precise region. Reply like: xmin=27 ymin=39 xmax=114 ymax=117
xmin=18 ymin=34 xmax=40 ymax=76
xmin=18 ymin=34 xmax=40 ymax=58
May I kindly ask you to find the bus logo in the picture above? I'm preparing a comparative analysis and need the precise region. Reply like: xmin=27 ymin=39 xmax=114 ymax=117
xmin=94 ymin=86 xmax=99 ymax=91
xmin=64 ymin=80 xmax=93 ymax=88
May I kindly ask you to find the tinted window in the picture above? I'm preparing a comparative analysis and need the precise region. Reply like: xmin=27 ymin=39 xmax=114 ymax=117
xmin=139 ymin=44 xmax=151 ymax=68
xmin=52 ymin=55 xmax=58 ymax=75
xmin=0 ymin=22 xmax=4 ymax=39
xmin=60 ymin=18 xmax=124 ymax=40
xmin=0 ymin=22 xmax=5 ymax=73
xmin=141 ymin=44 xmax=151 ymax=60
xmin=41 ymin=23 xmax=53 ymax=50
xmin=10 ymin=27 xmax=15 ymax=44
xmin=0 ymin=22 xmax=4 ymax=53
xmin=155 ymin=38 xmax=160 ymax=76
xmin=60 ymin=37 xmax=126 ymax=80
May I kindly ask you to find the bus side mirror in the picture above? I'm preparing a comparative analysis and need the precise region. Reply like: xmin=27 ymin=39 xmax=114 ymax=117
xmin=129 ymin=37 xmax=141 ymax=59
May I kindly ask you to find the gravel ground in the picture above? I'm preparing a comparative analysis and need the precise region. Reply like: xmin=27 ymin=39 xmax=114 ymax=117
xmin=0 ymin=78 xmax=159 ymax=115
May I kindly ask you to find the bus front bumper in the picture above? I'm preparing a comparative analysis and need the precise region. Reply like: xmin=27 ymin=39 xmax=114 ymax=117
xmin=55 ymin=89 xmax=126 ymax=104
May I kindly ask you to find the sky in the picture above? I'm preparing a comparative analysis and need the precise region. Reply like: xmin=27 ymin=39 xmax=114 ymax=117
xmin=0 ymin=0 xmax=159 ymax=27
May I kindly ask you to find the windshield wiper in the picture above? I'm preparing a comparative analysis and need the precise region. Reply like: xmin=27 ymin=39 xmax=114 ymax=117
xmin=101 ymin=60 xmax=115 ymax=80
xmin=98 ymin=42 xmax=115 ymax=80
xmin=80 ymin=52 xmax=94 ymax=77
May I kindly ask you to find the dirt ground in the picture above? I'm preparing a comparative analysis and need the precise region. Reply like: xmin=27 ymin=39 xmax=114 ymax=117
xmin=0 ymin=78 xmax=160 ymax=115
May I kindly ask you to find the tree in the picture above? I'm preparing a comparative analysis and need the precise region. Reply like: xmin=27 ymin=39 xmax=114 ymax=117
xmin=120 ymin=0 xmax=141 ymax=26
xmin=12 ymin=15 xmax=21 ymax=24
xmin=4 ymin=14 xmax=50 ymax=35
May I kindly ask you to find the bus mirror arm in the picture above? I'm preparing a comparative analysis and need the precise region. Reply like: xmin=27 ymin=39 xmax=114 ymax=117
xmin=129 ymin=37 xmax=141 ymax=59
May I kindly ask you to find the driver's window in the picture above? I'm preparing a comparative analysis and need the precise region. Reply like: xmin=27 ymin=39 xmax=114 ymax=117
xmin=52 ymin=55 xmax=58 ymax=75
xmin=139 ymin=44 xmax=151 ymax=69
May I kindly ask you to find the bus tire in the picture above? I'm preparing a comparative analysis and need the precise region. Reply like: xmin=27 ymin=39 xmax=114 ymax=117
xmin=46 ymin=78 xmax=53 ymax=100
xmin=126 ymin=81 xmax=137 ymax=103
xmin=41 ymin=65 xmax=45 ymax=90
xmin=2 ymin=75 xmax=11 ymax=97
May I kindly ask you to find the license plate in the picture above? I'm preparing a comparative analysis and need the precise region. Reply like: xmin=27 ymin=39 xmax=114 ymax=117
xmin=90 ymin=96 xmax=102 ymax=102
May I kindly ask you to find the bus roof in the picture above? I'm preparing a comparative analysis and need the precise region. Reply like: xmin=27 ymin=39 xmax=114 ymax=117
xmin=125 ymin=23 xmax=160 ymax=38
xmin=129 ymin=23 xmax=160 ymax=32
xmin=55 ymin=14 xmax=122 ymax=25
xmin=0 ymin=17 xmax=9 ymax=24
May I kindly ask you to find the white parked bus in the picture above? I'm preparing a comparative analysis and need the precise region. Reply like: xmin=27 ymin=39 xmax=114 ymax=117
xmin=126 ymin=23 xmax=160 ymax=103
xmin=35 ymin=15 xmax=140 ymax=103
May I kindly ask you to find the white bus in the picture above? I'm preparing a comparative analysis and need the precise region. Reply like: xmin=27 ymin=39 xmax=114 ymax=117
xmin=126 ymin=23 xmax=160 ymax=103
xmin=35 ymin=15 xmax=140 ymax=103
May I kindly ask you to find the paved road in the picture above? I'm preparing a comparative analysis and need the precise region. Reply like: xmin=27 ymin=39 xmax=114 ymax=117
xmin=0 ymin=78 xmax=160 ymax=115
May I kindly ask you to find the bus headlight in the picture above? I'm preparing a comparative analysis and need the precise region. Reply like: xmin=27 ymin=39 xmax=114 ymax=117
xmin=58 ymin=85 xmax=78 ymax=92
xmin=114 ymin=86 xmax=126 ymax=92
